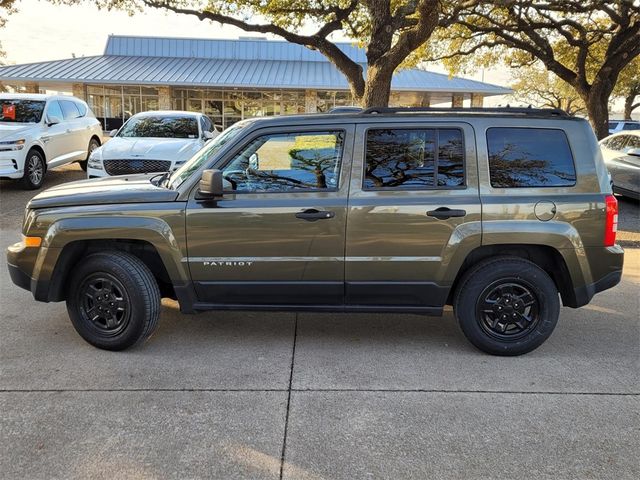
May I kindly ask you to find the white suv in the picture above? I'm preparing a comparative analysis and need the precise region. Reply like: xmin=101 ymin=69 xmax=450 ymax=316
xmin=87 ymin=111 xmax=217 ymax=178
xmin=0 ymin=94 xmax=103 ymax=189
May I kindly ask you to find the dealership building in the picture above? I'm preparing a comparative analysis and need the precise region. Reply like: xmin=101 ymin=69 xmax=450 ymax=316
xmin=0 ymin=35 xmax=511 ymax=130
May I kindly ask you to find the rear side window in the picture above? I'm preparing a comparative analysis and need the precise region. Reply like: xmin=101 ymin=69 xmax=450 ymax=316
xmin=622 ymin=123 xmax=640 ymax=131
xmin=487 ymin=128 xmax=576 ymax=188
xmin=60 ymin=100 xmax=81 ymax=120
xmin=364 ymin=128 xmax=464 ymax=189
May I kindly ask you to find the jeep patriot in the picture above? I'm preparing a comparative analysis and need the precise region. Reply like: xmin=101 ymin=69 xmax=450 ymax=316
xmin=7 ymin=107 xmax=624 ymax=355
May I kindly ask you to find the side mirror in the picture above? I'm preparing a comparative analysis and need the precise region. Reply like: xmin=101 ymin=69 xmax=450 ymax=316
xmin=198 ymin=169 xmax=224 ymax=198
xmin=203 ymin=130 xmax=215 ymax=140
xmin=249 ymin=152 xmax=259 ymax=170
xmin=109 ymin=129 xmax=118 ymax=137
xmin=627 ymin=148 xmax=640 ymax=157
xmin=47 ymin=115 xmax=62 ymax=126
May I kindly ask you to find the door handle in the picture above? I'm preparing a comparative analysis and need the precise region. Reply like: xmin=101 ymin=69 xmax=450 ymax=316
xmin=295 ymin=209 xmax=335 ymax=221
xmin=427 ymin=207 xmax=467 ymax=220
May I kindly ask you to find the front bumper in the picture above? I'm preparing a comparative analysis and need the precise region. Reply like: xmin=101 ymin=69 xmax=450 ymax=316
xmin=0 ymin=150 xmax=26 ymax=178
xmin=7 ymin=261 xmax=31 ymax=291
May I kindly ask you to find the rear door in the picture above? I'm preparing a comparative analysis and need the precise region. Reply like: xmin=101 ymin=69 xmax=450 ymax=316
xmin=186 ymin=124 xmax=354 ymax=307
xmin=345 ymin=121 xmax=481 ymax=309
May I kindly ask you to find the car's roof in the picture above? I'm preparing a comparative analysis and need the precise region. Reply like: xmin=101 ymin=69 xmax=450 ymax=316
xmin=132 ymin=110 xmax=201 ymax=118
xmin=0 ymin=93 xmax=82 ymax=101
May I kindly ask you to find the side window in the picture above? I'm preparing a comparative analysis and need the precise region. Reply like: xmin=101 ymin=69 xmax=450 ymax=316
xmin=487 ymin=127 xmax=576 ymax=188
xmin=45 ymin=101 xmax=63 ymax=121
xmin=623 ymin=123 xmax=640 ymax=131
xmin=221 ymin=130 xmax=344 ymax=192
xmin=364 ymin=128 xmax=464 ymax=190
xmin=60 ymin=100 xmax=80 ymax=120
xmin=74 ymin=101 xmax=87 ymax=117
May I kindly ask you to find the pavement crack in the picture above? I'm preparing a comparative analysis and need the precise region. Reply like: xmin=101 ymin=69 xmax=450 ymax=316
xmin=279 ymin=313 xmax=298 ymax=480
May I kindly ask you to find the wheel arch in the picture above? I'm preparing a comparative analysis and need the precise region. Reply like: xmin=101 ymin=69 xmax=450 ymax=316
xmin=446 ymin=244 xmax=581 ymax=308
xmin=46 ymin=239 xmax=174 ymax=302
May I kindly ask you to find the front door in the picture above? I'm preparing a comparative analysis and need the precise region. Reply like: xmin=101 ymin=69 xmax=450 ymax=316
xmin=186 ymin=125 xmax=354 ymax=307
xmin=345 ymin=122 xmax=482 ymax=309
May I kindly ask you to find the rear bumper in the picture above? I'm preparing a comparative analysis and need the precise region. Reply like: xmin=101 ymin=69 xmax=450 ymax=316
xmin=571 ymin=245 xmax=624 ymax=308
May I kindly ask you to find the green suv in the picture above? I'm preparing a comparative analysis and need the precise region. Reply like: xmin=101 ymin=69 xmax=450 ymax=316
xmin=6 ymin=107 xmax=624 ymax=355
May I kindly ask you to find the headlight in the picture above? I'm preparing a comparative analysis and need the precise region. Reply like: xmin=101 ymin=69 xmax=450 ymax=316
xmin=0 ymin=139 xmax=25 ymax=152
xmin=88 ymin=151 xmax=103 ymax=169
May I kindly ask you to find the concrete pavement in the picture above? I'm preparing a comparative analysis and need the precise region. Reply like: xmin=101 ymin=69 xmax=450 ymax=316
xmin=1 ymin=165 xmax=638 ymax=479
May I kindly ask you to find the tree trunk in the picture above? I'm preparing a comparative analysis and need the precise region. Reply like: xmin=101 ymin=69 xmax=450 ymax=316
xmin=359 ymin=63 xmax=394 ymax=108
xmin=624 ymin=92 xmax=639 ymax=120
xmin=584 ymin=89 xmax=610 ymax=140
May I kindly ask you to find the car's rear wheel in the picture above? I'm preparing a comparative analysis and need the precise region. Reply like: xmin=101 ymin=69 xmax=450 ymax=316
xmin=79 ymin=137 xmax=100 ymax=172
xmin=20 ymin=149 xmax=46 ymax=190
xmin=66 ymin=251 xmax=160 ymax=351
xmin=453 ymin=256 xmax=560 ymax=356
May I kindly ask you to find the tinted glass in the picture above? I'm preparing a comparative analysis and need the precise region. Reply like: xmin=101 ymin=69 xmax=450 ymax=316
xmin=607 ymin=135 xmax=629 ymax=151
xmin=608 ymin=122 xmax=619 ymax=130
xmin=364 ymin=128 xmax=464 ymax=189
xmin=118 ymin=116 xmax=199 ymax=138
xmin=487 ymin=128 xmax=576 ymax=188
xmin=623 ymin=135 xmax=640 ymax=149
xmin=0 ymin=99 xmax=45 ymax=123
xmin=46 ymin=101 xmax=63 ymax=121
xmin=222 ymin=131 xmax=344 ymax=192
xmin=623 ymin=122 xmax=640 ymax=130
xmin=60 ymin=100 xmax=81 ymax=120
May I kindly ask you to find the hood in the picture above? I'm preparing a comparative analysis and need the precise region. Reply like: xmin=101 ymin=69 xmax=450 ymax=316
xmin=0 ymin=123 xmax=34 ymax=140
xmin=28 ymin=175 xmax=179 ymax=209
xmin=101 ymin=137 xmax=200 ymax=161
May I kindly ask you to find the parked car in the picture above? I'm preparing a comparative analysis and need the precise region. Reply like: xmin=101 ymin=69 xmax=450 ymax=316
xmin=7 ymin=107 xmax=623 ymax=355
xmin=600 ymin=131 xmax=640 ymax=199
xmin=0 ymin=93 xmax=102 ymax=189
xmin=87 ymin=111 xmax=218 ymax=178
xmin=608 ymin=120 xmax=640 ymax=134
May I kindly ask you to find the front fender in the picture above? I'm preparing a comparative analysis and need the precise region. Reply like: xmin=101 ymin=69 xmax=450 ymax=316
xmin=30 ymin=213 xmax=189 ymax=295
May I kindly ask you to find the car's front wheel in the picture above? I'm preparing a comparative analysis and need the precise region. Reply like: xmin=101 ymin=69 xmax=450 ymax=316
xmin=454 ymin=256 xmax=560 ymax=356
xmin=79 ymin=137 xmax=100 ymax=172
xmin=20 ymin=149 xmax=46 ymax=190
xmin=66 ymin=251 xmax=160 ymax=351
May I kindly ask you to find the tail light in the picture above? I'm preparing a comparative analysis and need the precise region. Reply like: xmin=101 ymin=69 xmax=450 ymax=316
xmin=604 ymin=195 xmax=618 ymax=247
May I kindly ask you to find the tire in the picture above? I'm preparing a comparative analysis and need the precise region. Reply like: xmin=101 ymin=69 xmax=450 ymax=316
xmin=453 ymin=256 xmax=560 ymax=356
xmin=20 ymin=149 xmax=46 ymax=190
xmin=66 ymin=251 xmax=161 ymax=351
xmin=79 ymin=137 xmax=100 ymax=172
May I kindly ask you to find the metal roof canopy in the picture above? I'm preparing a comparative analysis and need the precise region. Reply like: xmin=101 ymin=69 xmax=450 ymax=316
xmin=0 ymin=35 xmax=512 ymax=96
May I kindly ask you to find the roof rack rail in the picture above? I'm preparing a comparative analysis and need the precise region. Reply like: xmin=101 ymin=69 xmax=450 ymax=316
xmin=360 ymin=106 xmax=570 ymax=117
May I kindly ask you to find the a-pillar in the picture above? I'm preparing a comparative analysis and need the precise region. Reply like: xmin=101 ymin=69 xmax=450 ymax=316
xmin=305 ymin=90 xmax=318 ymax=113
xmin=158 ymin=86 xmax=172 ymax=110
xmin=451 ymin=94 xmax=464 ymax=108
xmin=471 ymin=93 xmax=484 ymax=108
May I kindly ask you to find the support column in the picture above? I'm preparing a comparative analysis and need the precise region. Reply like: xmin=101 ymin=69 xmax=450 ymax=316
xmin=305 ymin=89 xmax=318 ymax=113
xmin=158 ymin=86 xmax=171 ymax=110
xmin=24 ymin=82 xmax=40 ymax=93
xmin=451 ymin=94 xmax=464 ymax=108
xmin=71 ymin=83 xmax=85 ymax=100
xmin=471 ymin=93 xmax=484 ymax=108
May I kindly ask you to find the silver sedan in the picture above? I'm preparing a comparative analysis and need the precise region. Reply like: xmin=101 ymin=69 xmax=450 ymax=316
xmin=600 ymin=131 xmax=640 ymax=200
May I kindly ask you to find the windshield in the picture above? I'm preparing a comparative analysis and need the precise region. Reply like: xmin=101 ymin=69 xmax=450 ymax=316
xmin=168 ymin=122 xmax=247 ymax=189
xmin=0 ymin=99 xmax=46 ymax=123
xmin=118 ymin=115 xmax=199 ymax=138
